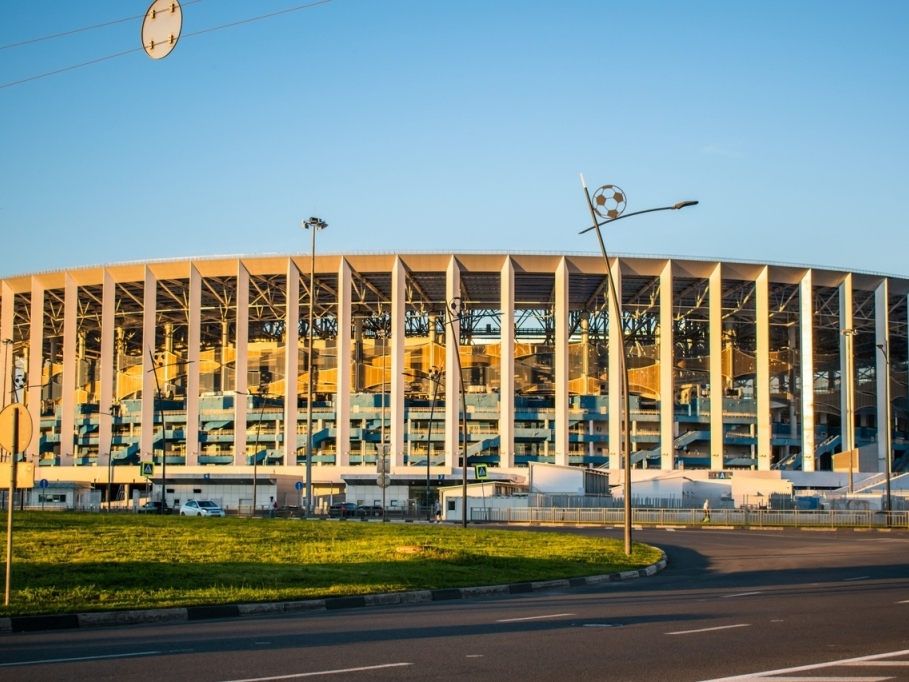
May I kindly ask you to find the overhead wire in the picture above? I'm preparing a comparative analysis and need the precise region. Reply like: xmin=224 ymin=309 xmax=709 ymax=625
xmin=0 ymin=0 xmax=205 ymax=52
xmin=0 ymin=0 xmax=333 ymax=91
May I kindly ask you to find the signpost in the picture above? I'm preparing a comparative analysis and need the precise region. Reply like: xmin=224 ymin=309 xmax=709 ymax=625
xmin=1 ymin=402 xmax=33 ymax=606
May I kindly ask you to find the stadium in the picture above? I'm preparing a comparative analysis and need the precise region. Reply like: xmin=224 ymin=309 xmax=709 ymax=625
xmin=0 ymin=252 xmax=907 ymax=511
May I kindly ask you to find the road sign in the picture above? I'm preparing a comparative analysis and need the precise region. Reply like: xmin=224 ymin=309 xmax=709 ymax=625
xmin=0 ymin=403 xmax=32 ymax=453
xmin=0 ymin=463 xmax=34 ymax=488
xmin=38 ymin=479 xmax=49 ymax=489
xmin=140 ymin=462 xmax=154 ymax=477
xmin=377 ymin=474 xmax=389 ymax=488
xmin=295 ymin=481 xmax=304 ymax=491
xmin=475 ymin=464 xmax=488 ymax=480
xmin=437 ymin=474 xmax=445 ymax=481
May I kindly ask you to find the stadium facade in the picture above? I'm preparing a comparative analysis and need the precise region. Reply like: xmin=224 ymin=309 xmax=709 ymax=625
xmin=1 ymin=253 xmax=907 ymax=501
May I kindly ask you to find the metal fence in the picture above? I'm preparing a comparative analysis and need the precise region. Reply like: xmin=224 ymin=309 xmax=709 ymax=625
xmin=471 ymin=506 xmax=909 ymax=529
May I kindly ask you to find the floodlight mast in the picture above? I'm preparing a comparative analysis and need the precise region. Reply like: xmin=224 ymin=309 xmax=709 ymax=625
xmin=302 ymin=217 xmax=327 ymax=515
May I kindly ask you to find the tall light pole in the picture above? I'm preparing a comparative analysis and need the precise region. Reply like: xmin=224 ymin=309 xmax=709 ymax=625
xmin=148 ymin=354 xmax=191 ymax=514
xmin=448 ymin=297 xmax=470 ymax=528
xmin=405 ymin=366 xmax=442 ymax=521
xmin=579 ymin=175 xmax=697 ymax=555
xmin=302 ymin=217 xmax=327 ymax=515
xmin=876 ymin=343 xmax=893 ymax=519
xmin=251 ymin=380 xmax=269 ymax=517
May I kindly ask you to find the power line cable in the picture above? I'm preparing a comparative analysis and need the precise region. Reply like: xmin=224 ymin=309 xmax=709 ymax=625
xmin=0 ymin=0 xmax=333 ymax=91
xmin=0 ymin=1 xmax=205 ymax=51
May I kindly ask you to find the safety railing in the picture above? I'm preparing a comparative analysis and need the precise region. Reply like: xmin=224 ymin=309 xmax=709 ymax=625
xmin=471 ymin=506 xmax=909 ymax=528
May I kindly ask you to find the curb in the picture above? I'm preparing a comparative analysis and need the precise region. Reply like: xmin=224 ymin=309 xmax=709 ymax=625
xmin=0 ymin=552 xmax=667 ymax=635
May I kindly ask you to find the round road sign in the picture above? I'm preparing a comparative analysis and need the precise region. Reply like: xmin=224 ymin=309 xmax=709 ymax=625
xmin=0 ymin=403 xmax=32 ymax=453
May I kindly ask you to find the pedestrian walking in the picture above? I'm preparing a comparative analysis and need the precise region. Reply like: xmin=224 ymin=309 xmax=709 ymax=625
xmin=433 ymin=500 xmax=442 ymax=522
xmin=702 ymin=498 xmax=710 ymax=523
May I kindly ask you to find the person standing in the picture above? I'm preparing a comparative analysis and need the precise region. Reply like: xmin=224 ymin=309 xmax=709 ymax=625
xmin=702 ymin=498 xmax=710 ymax=523
xmin=269 ymin=496 xmax=277 ymax=518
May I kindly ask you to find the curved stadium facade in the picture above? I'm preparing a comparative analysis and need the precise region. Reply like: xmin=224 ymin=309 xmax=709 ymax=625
xmin=1 ymin=253 xmax=906 ymax=501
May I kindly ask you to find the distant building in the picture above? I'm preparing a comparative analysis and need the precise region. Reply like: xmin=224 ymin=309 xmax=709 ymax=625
xmin=1 ymin=253 xmax=906 ymax=505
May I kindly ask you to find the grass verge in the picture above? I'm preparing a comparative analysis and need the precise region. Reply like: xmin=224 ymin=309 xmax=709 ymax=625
xmin=0 ymin=513 xmax=662 ymax=617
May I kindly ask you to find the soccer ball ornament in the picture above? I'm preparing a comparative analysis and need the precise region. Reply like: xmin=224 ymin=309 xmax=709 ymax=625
xmin=593 ymin=185 xmax=627 ymax=220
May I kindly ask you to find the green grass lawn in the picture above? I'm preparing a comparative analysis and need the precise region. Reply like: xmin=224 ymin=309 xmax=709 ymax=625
xmin=0 ymin=513 xmax=662 ymax=617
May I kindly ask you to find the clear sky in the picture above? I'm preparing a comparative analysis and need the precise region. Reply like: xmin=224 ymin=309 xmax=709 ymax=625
xmin=1 ymin=0 xmax=907 ymax=279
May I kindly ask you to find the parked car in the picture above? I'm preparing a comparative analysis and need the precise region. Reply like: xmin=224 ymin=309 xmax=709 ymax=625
xmin=137 ymin=500 xmax=172 ymax=514
xmin=275 ymin=505 xmax=304 ymax=518
xmin=355 ymin=505 xmax=383 ymax=518
xmin=180 ymin=499 xmax=226 ymax=517
xmin=328 ymin=502 xmax=357 ymax=518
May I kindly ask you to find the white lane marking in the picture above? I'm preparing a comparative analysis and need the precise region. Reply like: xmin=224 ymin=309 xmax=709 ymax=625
xmin=497 ymin=613 xmax=575 ymax=623
xmin=742 ymin=676 xmax=893 ymax=682
xmin=466 ymin=655 xmax=483 ymax=658
xmin=221 ymin=663 xmax=413 ymax=681
xmin=897 ymin=599 xmax=909 ymax=604
xmin=722 ymin=592 xmax=763 ymax=598
xmin=844 ymin=576 xmax=870 ymax=581
xmin=0 ymin=650 xmax=165 ymax=667
xmin=852 ymin=661 xmax=909 ymax=666
xmin=698 ymin=647 xmax=909 ymax=681
xmin=667 ymin=623 xmax=751 ymax=635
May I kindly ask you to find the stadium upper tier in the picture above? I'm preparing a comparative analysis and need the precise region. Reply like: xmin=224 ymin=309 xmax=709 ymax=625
xmin=0 ymin=252 xmax=906 ymax=481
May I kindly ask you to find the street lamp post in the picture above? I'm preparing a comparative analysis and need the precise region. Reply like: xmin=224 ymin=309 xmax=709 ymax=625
xmin=251 ymin=381 xmax=269 ymax=517
xmin=147 ymin=354 xmax=191 ymax=514
xmin=425 ymin=367 xmax=441 ymax=521
xmin=579 ymin=175 xmax=697 ymax=555
xmin=404 ymin=366 xmax=442 ymax=521
xmin=302 ymin=217 xmax=327 ymax=515
xmin=876 ymin=343 xmax=893 ymax=519
xmin=448 ymin=297 xmax=470 ymax=528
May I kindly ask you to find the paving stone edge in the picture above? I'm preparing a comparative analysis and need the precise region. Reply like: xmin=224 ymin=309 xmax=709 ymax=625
xmin=0 ymin=552 xmax=667 ymax=635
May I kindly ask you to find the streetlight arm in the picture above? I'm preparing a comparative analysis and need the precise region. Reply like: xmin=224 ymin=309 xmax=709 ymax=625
xmin=579 ymin=201 xmax=699 ymax=235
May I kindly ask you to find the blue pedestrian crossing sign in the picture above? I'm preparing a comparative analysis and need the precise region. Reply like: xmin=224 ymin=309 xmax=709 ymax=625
xmin=474 ymin=464 xmax=488 ymax=480
xmin=140 ymin=462 xmax=154 ymax=478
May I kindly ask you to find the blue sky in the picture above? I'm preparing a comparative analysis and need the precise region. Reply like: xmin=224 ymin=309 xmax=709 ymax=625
xmin=1 ymin=0 xmax=907 ymax=279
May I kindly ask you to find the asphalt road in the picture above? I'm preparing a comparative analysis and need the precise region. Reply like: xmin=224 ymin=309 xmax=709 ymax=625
xmin=1 ymin=525 xmax=907 ymax=681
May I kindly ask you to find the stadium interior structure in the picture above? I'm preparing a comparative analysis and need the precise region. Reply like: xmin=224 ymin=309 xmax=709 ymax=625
xmin=0 ymin=253 xmax=907 ymax=505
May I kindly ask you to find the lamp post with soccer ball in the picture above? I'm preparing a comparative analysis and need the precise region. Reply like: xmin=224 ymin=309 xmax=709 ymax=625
xmin=578 ymin=176 xmax=697 ymax=555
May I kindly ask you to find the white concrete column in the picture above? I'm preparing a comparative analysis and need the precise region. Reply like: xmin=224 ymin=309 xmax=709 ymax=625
xmin=755 ymin=267 xmax=771 ymax=470
xmin=500 ymin=257 xmax=515 ymax=468
xmin=390 ymin=257 xmax=406 ymax=467
xmin=235 ymin=262 xmax=250 ymax=462
xmin=140 ymin=267 xmax=157 ymax=461
xmin=27 ymin=279 xmax=44 ymax=461
xmin=839 ymin=274 xmax=855 ymax=455
xmin=709 ymin=263 xmax=724 ymax=470
xmin=554 ymin=257 xmax=569 ymax=466
xmin=284 ymin=260 xmax=300 ymax=464
xmin=0 ymin=282 xmax=14 ymax=411
xmin=608 ymin=257 xmax=623 ymax=470
xmin=335 ymin=259 xmax=352 ymax=466
xmin=185 ymin=265 xmax=201 ymax=465
xmin=445 ymin=257 xmax=461 ymax=468
xmin=875 ymin=279 xmax=890 ymax=475
xmin=660 ymin=261 xmax=674 ymax=470
xmin=800 ymin=270 xmax=816 ymax=472
xmin=60 ymin=275 xmax=77 ymax=464
xmin=99 ymin=270 xmax=115 ymax=466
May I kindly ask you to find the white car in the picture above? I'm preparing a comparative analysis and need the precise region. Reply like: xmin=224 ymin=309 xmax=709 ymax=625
xmin=180 ymin=499 xmax=226 ymax=517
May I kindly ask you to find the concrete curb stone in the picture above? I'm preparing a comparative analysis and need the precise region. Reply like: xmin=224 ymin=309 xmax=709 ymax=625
xmin=0 ymin=552 xmax=667 ymax=635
